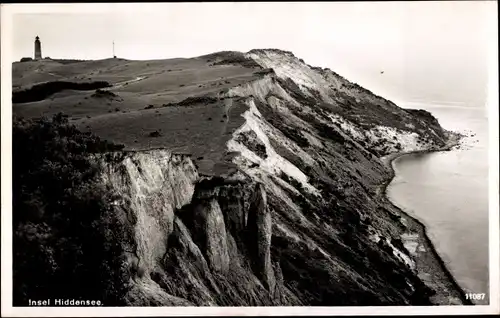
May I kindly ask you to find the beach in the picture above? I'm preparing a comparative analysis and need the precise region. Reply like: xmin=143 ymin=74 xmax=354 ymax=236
xmin=378 ymin=132 xmax=473 ymax=305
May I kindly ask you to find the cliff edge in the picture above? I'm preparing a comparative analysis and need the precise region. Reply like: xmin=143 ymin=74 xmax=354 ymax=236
xmin=12 ymin=49 xmax=465 ymax=306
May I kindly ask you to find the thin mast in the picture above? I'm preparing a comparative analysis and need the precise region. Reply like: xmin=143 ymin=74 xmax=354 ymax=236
xmin=113 ymin=41 xmax=115 ymax=57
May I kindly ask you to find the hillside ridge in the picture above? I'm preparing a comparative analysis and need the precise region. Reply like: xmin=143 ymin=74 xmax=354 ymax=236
xmin=12 ymin=48 xmax=466 ymax=306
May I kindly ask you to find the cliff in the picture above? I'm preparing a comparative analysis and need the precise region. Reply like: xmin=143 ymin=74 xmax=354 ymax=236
xmin=12 ymin=49 xmax=462 ymax=306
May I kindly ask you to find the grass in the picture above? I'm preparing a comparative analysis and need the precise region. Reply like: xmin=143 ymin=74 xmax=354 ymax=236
xmin=72 ymin=99 xmax=247 ymax=176
xmin=12 ymin=55 xmax=263 ymax=177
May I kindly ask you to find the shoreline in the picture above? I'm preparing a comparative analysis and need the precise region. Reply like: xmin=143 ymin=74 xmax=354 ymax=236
xmin=378 ymin=133 xmax=474 ymax=305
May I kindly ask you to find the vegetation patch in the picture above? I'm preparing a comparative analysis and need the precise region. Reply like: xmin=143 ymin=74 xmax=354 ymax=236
xmin=405 ymin=108 xmax=446 ymax=140
xmin=276 ymin=78 xmax=317 ymax=107
xmin=254 ymin=68 xmax=275 ymax=76
xmin=311 ymin=121 xmax=346 ymax=144
xmin=268 ymin=118 xmax=310 ymax=148
xmin=207 ymin=51 xmax=262 ymax=69
xmin=148 ymin=130 xmax=162 ymax=137
xmin=177 ymin=96 xmax=219 ymax=106
xmin=12 ymin=113 xmax=129 ymax=306
xmin=91 ymin=89 xmax=119 ymax=99
xmin=235 ymin=130 xmax=267 ymax=159
xmin=52 ymin=59 xmax=91 ymax=65
xmin=13 ymin=81 xmax=112 ymax=104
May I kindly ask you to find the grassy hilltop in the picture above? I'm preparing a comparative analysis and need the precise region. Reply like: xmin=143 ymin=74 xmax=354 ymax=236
xmin=13 ymin=54 xmax=266 ymax=176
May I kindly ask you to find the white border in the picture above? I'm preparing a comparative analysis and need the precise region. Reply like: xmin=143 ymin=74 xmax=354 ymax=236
xmin=1 ymin=3 xmax=499 ymax=317
xmin=487 ymin=1 xmax=500 ymax=315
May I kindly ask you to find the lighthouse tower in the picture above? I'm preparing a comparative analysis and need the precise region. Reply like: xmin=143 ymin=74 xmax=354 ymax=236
xmin=34 ymin=36 xmax=42 ymax=60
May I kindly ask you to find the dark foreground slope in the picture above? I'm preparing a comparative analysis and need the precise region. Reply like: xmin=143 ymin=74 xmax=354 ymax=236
xmin=12 ymin=49 xmax=465 ymax=306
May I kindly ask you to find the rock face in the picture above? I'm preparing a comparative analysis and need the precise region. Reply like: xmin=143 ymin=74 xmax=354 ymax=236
xmin=246 ymin=183 xmax=275 ymax=293
xmin=15 ymin=48 xmax=453 ymax=306
xmin=91 ymin=49 xmax=452 ymax=306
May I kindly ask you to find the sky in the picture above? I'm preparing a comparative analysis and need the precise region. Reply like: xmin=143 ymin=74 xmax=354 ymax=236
xmin=4 ymin=1 xmax=498 ymax=106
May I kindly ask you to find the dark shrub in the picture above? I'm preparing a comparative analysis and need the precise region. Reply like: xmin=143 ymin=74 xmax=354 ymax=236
xmin=211 ymin=51 xmax=262 ymax=68
xmin=313 ymin=122 xmax=345 ymax=144
xmin=13 ymin=81 xmax=111 ymax=104
xmin=148 ymin=130 xmax=161 ymax=137
xmin=177 ymin=96 xmax=218 ymax=106
xmin=235 ymin=131 xmax=267 ymax=159
xmin=92 ymin=89 xmax=117 ymax=99
xmin=12 ymin=113 xmax=128 ymax=306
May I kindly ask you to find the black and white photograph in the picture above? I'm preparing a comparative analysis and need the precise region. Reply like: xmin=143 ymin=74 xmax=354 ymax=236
xmin=1 ymin=1 xmax=498 ymax=316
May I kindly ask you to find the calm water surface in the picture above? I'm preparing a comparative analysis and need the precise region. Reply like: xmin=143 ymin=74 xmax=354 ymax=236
xmin=387 ymin=102 xmax=489 ymax=305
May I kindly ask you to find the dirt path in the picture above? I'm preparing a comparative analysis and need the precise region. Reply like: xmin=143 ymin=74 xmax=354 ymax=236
xmin=112 ymin=76 xmax=148 ymax=89
xmin=33 ymin=68 xmax=63 ymax=79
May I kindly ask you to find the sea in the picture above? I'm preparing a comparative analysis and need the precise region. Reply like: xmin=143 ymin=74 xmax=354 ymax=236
xmin=387 ymin=101 xmax=490 ymax=305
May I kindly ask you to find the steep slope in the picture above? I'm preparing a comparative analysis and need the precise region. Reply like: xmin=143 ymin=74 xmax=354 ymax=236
xmin=13 ymin=49 xmax=464 ymax=306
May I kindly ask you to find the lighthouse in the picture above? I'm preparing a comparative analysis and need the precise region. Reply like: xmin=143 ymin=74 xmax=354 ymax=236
xmin=34 ymin=36 xmax=42 ymax=60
